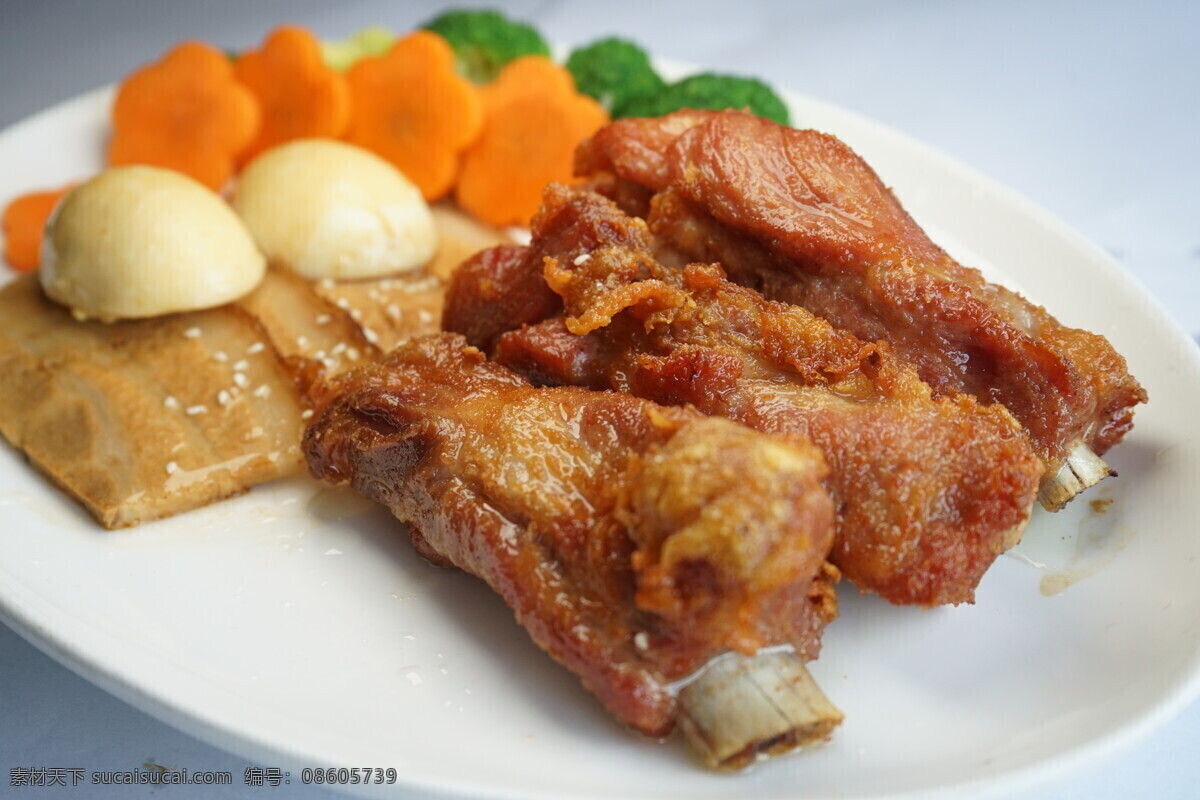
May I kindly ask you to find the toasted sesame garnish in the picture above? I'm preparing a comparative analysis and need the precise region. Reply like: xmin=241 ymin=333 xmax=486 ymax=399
xmin=165 ymin=461 xmax=179 ymax=475
xmin=185 ymin=405 xmax=207 ymax=416
xmin=212 ymin=350 xmax=228 ymax=363
xmin=233 ymin=372 xmax=249 ymax=389
xmin=362 ymin=327 xmax=379 ymax=345
xmin=574 ymin=253 xmax=592 ymax=266
xmin=253 ymin=384 xmax=271 ymax=398
xmin=182 ymin=327 xmax=202 ymax=339
xmin=315 ymin=313 xmax=331 ymax=326
xmin=163 ymin=395 xmax=180 ymax=409
xmin=417 ymin=309 xmax=434 ymax=324
xmin=217 ymin=389 xmax=232 ymax=406
xmin=403 ymin=276 xmax=440 ymax=293
xmin=232 ymin=359 xmax=249 ymax=372
xmin=633 ymin=631 xmax=650 ymax=651
xmin=335 ymin=297 xmax=351 ymax=310
xmin=331 ymin=342 xmax=347 ymax=356
xmin=246 ymin=341 xmax=265 ymax=355
xmin=385 ymin=303 xmax=402 ymax=321
xmin=301 ymin=409 xmax=314 ymax=420
xmin=346 ymin=347 xmax=360 ymax=362
xmin=296 ymin=335 xmax=309 ymax=349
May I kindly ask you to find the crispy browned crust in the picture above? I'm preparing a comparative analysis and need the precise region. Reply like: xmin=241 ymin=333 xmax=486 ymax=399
xmin=304 ymin=333 xmax=837 ymax=736
xmin=446 ymin=186 xmax=1043 ymax=606
xmin=578 ymin=110 xmax=1146 ymax=488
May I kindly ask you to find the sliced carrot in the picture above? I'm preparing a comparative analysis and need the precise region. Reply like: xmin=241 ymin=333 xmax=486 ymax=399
xmin=456 ymin=56 xmax=609 ymax=227
xmin=2 ymin=185 xmax=73 ymax=272
xmin=108 ymin=41 xmax=260 ymax=191
xmin=344 ymin=31 xmax=483 ymax=202
xmin=234 ymin=26 xmax=351 ymax=164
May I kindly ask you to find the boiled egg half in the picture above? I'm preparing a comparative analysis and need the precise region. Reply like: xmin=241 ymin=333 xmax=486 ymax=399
xmin=41 ymin=166 xmax=265 ymax=322
xmin=232 ymin=139 xmax=437 ymax=281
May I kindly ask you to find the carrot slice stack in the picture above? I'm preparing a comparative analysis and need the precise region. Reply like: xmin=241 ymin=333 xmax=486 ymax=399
xmin=343 ymin=31 xmax=483 ymax=202
xmin=457 ymin=56 xmax=609 ymax=226
xmin=234 ymin=26 xmax=351 ymax=164
xmin=2 ymin=185 xmax=73 ymax=272
xmin=108 ymin=41 xmax=260 ymax=191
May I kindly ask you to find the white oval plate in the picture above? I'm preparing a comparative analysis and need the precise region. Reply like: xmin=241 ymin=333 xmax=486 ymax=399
xmin=2 ymin=82 xmax=1199 ymax=800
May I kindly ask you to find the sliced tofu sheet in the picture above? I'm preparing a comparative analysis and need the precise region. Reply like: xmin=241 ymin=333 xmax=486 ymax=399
xmin=0 ymin=205 xmax=508 ymax=528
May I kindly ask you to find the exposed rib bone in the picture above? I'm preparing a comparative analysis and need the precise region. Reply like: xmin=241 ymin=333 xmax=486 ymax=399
xmin=1038 ymin=441 xmax=1114 ymax=511
xmin=676 ymin=650 xmax=842 ymax=770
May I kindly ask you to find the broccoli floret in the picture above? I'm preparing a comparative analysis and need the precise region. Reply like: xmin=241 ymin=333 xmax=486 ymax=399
xmin=320 ymin=26 xmax=395 ymax=72
xmin=565 ymin=37 xmax=665 ymax=113
xmin=616 ymin=73 xmax=791 ymax=126
xmin=421 ymin=9 xmax=550 ymax=83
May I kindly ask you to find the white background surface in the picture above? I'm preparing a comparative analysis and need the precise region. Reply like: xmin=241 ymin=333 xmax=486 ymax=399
xmin=0 ymin=1 xmax=1197 ymax=798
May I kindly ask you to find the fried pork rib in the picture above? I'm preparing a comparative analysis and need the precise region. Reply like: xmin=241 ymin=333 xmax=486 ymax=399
xmin=444 ymin=187 xmax=1042 ymax=606
xmin=303 ymin=333 xmax=842 ymax=766
xmin=577 ymin=111 xmax=1146 ymax=508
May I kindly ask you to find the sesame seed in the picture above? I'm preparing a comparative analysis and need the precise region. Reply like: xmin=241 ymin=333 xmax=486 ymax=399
xmin=217 ymin=389 xmax=232 ymax=406
xmin=212 ymin=350 xmax=228 ymax=363
xmin=417 ymin=309 xmax=434 ymax=324
xmin=233 ymin=372 xmax=249 ymax=389
xmin=335 ymin=297 xmax=351 ymax=310
xmin=253 ymin=384 xmax=271 ymax=398
xmin=315 ymin=313 xmax=331 ymax=326
xmin=301 ymin=409 xmax=314 ymax=420
xmin=349 ymin=308 xmax=364 ymax=322
xmin=385 ymin=304 xmax=402 ymax=321
xmin=165 ymin=461 xmax=178 ymax=475
xmin=633 ymin=631 xmax=650 ymax=651
xmin=400 ymin=276 xmax=439 ymax=293
xmin=330 ymin=342 xmax=346 ymax=356
xmin=246 ymin=342 xmax=265 ymax=355
xmin=573 ymin=253 xmax=591 ymax=266
xmin=232 ymin=359 xmax=249 ymax=372
xmin=317 ymin=278 xmax=335 ymax=290
xmin=185 ymin=405 xmax=207 ymax=416
xmin=163 ymin=396 xmax=179 ymax=409
xmin=403 ymin=276 xmax=440 ymax=293
xmin=346 ymin=347 xmax=360 ymax=361
xmin=182 ymin=327 xmax=201 ymax=339
xmin=296 ymin=335 xmax=308 ymax=349
xmin=321 ymin=358 xmax=335 ymax=370
xmin=362 ymin=327 xmax=379 ymax=345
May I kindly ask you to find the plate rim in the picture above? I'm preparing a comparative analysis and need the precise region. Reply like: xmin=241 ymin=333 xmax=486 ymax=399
xmin=1 ymin=72 xmax=1199 ymax=800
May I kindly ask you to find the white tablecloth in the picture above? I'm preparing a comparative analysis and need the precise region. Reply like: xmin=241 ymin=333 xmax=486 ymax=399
xmin=1 ymin=1 xmax=1197 ymax=798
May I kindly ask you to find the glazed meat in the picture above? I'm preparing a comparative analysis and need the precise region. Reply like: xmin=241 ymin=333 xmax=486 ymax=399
xmin=445 ymin=187 xmax=1043 ymax=606
xmin=304 ymin=333 xmax=842 ymax=765
xmin=577 ymin=110 xmax=1146 ymax=508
